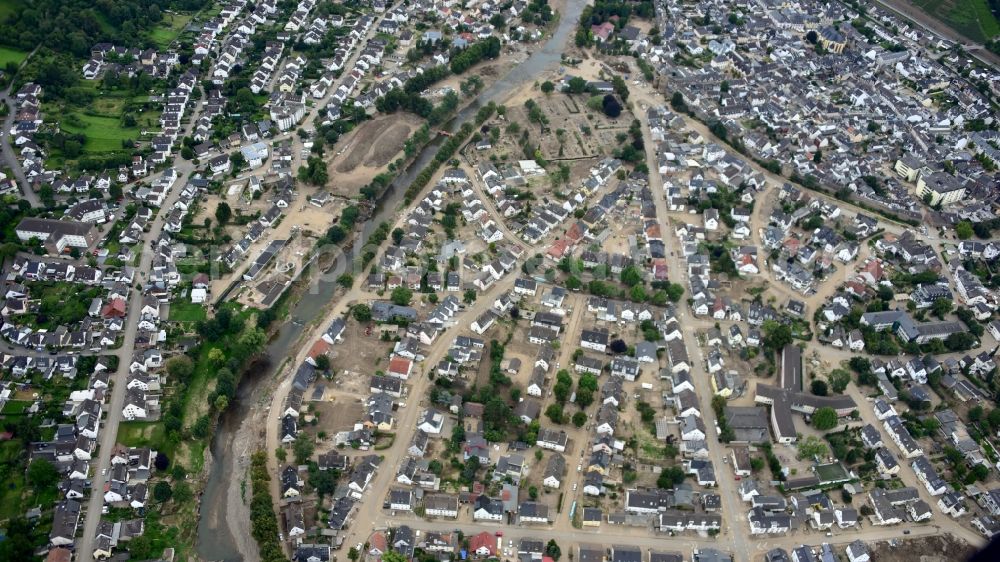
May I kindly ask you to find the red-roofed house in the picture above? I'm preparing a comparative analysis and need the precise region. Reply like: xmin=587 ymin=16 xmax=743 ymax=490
xmin=306 ymin=339 xmax=331 ymax=366
xmin=845 ymin=280 xmax=869 ymax=298
xmin=859 ymin=259 xmax=885 ymax=286
xmin=782 ymin=237 xmax=801 ymax=256
xmin=565 ymin=222 xmax=586 ymax=244
xmin=388 ymin=356 xmax=413 ymax=380
xmin=469 ymin=532 xmax=496 ymax=557
xmin=547 ymin=239 xmax=570 ymax=259
xmin=101 ymin=298 xmax=127 ymax=319
xmin=591 ymin=22 xmax=614 ymax=42
xmin=369 ymin=531 xmax=388 ymax=556
xmin=46 ymin=548 xmax=73 ymax=562
xmin=652 ymin=260 xmax=669 ymax=280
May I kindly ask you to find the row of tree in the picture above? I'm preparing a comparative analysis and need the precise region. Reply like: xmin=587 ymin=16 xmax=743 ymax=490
xmin=249 ymin=451 xmax=289 ymax=562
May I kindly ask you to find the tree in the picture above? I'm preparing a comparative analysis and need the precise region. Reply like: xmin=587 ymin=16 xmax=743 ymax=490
xmin=165 ymin=355 xmax=194 ymax=383
xmin=811 ymin=379 xmax=829 ymax=396
xmin=609 ymin=339 xmax=628 ymax=354
xmin=173 ymin=481 xmax=193 ymax=504
xmin=812 ymin=407 xmax=838 ymax=431
xmin=545 ymin=403 xmax=564 ymax=424
xmin=208 ymin=348 xmax=225 ymax=366
xmin=666 ymin=283 xmax=685 ymax=302
xmin=315 ymin=354 xmax=331 ymax=372
xmin=529 ymin=485 xmax=539 ymax=500
xmin=392 ymin=228 xmax=405 ymax=245
xmin=657 ymin=465 xmax=686 ymax=488
xmin=630 ymin=285 xmax=647 ymax=302
xmin=602 ymin=95 xmax=622 ymax=118
xmin=620 ymin=265 xmax=642 ymax=287
xmin=796 ymin=435 xmax=829 ymax=460
xmin=383 ymin=552 xmax=408 ymax=562
xmin=309 ymin=468 xmax=338 ymax=498
xmin=762 ymin=320 xmax=793 ymax=351
xmin=670 ymin=91 xmax=686 ymax=111
xmin=391 ymin=286 xmax=413 ymax=306
xmin=931 ymin=298 xmax=953 ymax=319
xmin=828 ymin=369 xmax=851 ymax=393
xmin=215 ymin=202 xmax=232 ymax=224
xmin=275 ymin=447 xmax=286 ymax=462
xmin=546 ymin=540 xmax=562 ymax=561
xmin=154 ymin=452 xmax=170 ymax=471
xmin=326 ymin=225 xmax=347 ymax=243
xmin=541 ymin=81 xmax=555 ymax=94
xmin=27 ymin=458 xmax=59 ymax=488
xmin=153 ymin=481 xmax=173 ymax=503
xmin=572 ymin=411 xmax=587 ymax=427
xmin=463 ymin=289 xmax=477 ymax=304
xmin=989 ymin=409 xmax=1000 ymax=431
xmin=567 ymin=76 xmax=587 ymax=94
xmin=293 ymin=433 xmax=315 ymax=464
xmin=956 ymin=221 xmax=974 ymax=240
xmin=352 ymin=304 xmax=372 ymax=322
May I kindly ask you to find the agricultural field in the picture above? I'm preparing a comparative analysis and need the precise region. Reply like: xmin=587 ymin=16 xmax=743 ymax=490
xmin=909 ymin=0 xmax=1000 ymax=43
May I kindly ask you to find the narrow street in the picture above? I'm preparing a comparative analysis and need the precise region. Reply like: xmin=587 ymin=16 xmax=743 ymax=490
xmin=76 ymin=132 xmax=206 ymax=562
xmin=635 ymin=97 xmax=752 ymax=559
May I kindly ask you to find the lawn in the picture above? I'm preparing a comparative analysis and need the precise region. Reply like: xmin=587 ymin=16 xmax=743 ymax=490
xmin=910 ymin=0 xmax=1000 ymax=43
xmin=1 ymin=399 xmax=30 ymax=414
xmin=118 ymin=421 xmax=168 ymax=453
xmin=0 ymin=439 xmax=25 ymax=521
xmin=0 ymin=46 xmax=28 ymax=67
xmin=59 ymin=113 xmax=141 ymax=152
xmin=0 ymin=471 xmax=24 ymax=521
xmin=169 ymin=301 xmax=208 ymax=323
xmin=149 ymin=13 xmax=194 ymax=49
xmin=815 ymin=462 xmax=851 ymax=484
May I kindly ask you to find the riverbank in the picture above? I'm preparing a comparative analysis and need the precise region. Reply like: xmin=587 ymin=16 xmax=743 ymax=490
xmin=194 ymin=1 xmax=589 ymax=557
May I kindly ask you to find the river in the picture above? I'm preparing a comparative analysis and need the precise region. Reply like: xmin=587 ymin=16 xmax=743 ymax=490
xmin=195 ymin=2 xmax=587 ymax=559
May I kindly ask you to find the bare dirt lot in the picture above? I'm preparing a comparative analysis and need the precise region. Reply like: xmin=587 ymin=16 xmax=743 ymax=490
xmin=330 ymin=318 xmax=395 ymax=381
xmin=312 ymin=399 xmax=364 ymax=434
xmin=870 ymin=534 xmax=978 ymax=562
xmin=328 ymin=113 xmax=424 ymax=195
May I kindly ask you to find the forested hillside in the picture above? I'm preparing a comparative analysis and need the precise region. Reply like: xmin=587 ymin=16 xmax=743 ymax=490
xmin=0 ymin=0 xmax=209 ymax=57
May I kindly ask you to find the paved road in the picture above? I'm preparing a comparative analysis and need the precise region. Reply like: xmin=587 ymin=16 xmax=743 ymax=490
xmin=76 ymin=147 xmax=203 ymax=562
xmin=1 ymin=91 xmax=42 ymax=208
xmin=629 ymin=93 xmax=753 ymax=558
xmin=368 ymin=510 xmax=958 ymax=560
